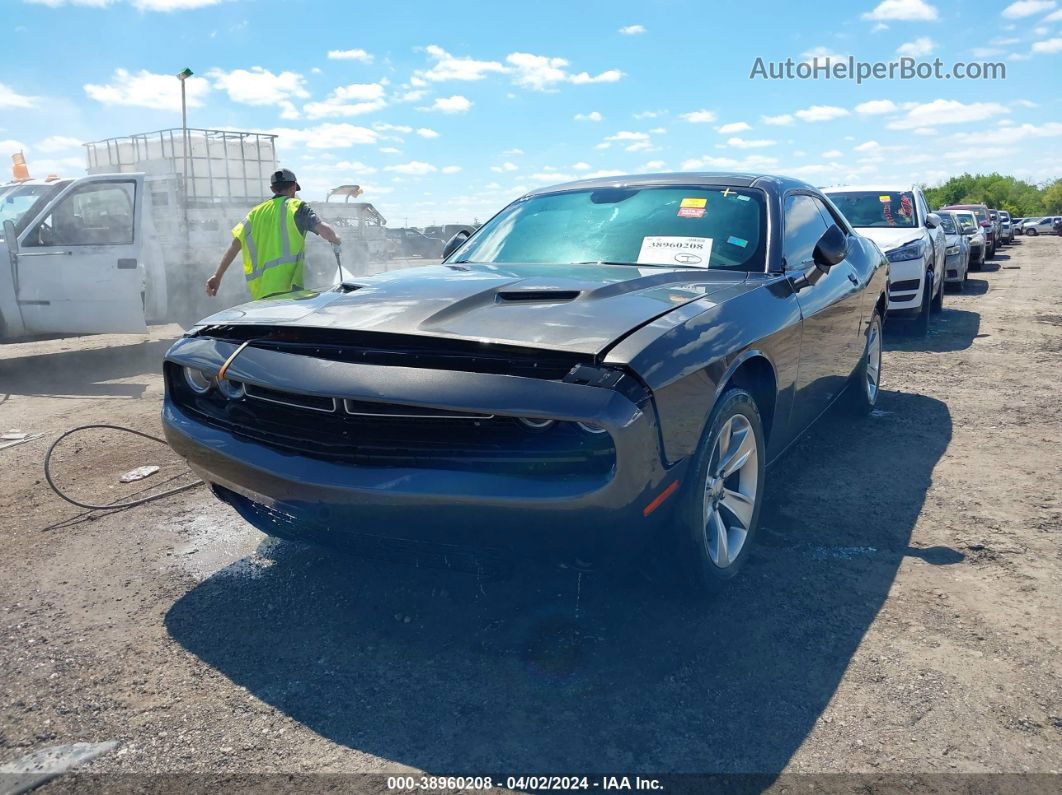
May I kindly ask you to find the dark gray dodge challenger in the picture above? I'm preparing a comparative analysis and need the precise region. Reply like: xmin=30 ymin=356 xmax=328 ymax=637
xmin=163 ymin=173 xmax=888 ymax=592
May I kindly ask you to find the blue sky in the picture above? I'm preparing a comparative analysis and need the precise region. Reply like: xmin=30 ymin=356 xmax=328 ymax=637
xmin=2 ymin=0 xmax=1060 ymax=225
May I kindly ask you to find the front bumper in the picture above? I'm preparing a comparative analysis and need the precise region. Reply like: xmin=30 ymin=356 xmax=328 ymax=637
xmin=886 ymin=256 xmax=925 ymax=312
xmin=944 ymin=252 xmax=966 ymax=283
xmin=162 ymin=336 xmax=679 ymax=564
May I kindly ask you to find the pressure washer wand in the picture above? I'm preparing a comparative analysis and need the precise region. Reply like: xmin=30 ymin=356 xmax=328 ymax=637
xmin=332 ymin=242 xmax=344 ymax=283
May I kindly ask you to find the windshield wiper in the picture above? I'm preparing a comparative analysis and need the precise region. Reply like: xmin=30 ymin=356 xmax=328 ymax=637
xmin=573 ymin=260 xmax=702 ymax=268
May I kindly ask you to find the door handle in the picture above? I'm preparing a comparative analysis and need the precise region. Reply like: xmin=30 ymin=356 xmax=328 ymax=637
xmin=847 ymin=272 xmax=859 ymax=285
xmin=19 ymin=251 xmax=73 ymax=257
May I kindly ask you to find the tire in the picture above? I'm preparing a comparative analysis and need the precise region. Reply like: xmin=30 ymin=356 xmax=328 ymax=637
xmin=843 ymin=308 xmax=882 ymax=416
xmin=913 ymin=275 xmax=932 ymax=336
xmin=987 ymin=242 xmax=996 ymax=257
xmin=931 ymin=273 xmax=944 ymax=313
xmin=1026 ymin=228 xmax=1037 ymax=237
xmin=671 ymin=388 xmax=766 ymax=594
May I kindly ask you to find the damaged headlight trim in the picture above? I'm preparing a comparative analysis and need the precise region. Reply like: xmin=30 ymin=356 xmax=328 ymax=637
xmin=182 ymin=366 xmax=213 ymax=395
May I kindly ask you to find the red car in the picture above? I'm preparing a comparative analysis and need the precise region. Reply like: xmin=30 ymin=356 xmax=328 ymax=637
xmin=940 ymin=204 xmax=995 ymax=258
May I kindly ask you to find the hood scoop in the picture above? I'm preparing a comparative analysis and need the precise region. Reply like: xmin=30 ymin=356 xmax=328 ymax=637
xmin=496 ymin=289 xmax=581 ymax=303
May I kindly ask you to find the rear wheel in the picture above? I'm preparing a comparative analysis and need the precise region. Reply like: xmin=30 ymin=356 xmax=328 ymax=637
xmin=1026 ymin=228 xmax=1038 ymax=237
xmin=672 ymin=388 xmax=766 ymax=594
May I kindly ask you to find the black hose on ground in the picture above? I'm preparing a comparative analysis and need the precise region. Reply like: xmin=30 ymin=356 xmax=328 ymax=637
xmin=44 ymin=424 xmax=202 ymax=511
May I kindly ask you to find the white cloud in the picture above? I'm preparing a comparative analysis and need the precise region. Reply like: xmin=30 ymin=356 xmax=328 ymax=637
xmin=862 ymin=0 xmax=939 ymax=22
xmin=912 ymin=126 xmax=937 ymax=135
xmin=1031 ymin=37 xmax=1062 ymax=53
xmin=801 ymin=46 xmax=849 ymax=63
xmin=726 ymin=137 xmax=776 ymax=149
xmin=575 ymin=111 xmax=604 ymax=122
xmin=84 ymin=68 xmax=210 ymax=111
xmin=821 ymin=149 xmax=843 ymax=158
xmin=572 ymin=162 xmax=592 ymax=171
xmin=505 ymin=52 xmax=569 ymax=90
xmin=490 ymin=162 xmax=519 ymax=173
xmin=0 ymin=140 xmax=28 ymax=159
xmin=716 ymin=121 xmax=751 ymax=133
xmin=36 ymin=135 xmax=83 ymax=152
xmin=1012 ymin=98 xmax=1038 ymax=107
xmin=1044 ymin=8 xmax=1062 ymax=20
xmin=951 ymin=121 xmax=1062 ymax=145
xmin=528 ymin=172 xmax=576 ymax=182
xmin=441 ymin=165 xmax=462 ymax=174
xmin=378 ymin=146 xmax=401 ymax=154
xmin=854 ymin=140 xmax=881 ymax=151
xmin=897 ymin=36 xmax=936 ymax=56
xmin=794 ymin=105 xmax=850 ymax=122
xmin=680 ymin=154 xmax=779 ymax=170
xmin=679 ymin=109 xmax=717 ymax=123
xmin=384 ymin=160 xmax=437 ymax=175
xmin=373 ymin=122 xmax=412 ymax=134
xmin=886 ymin=99 xmax=1010 ymax=129
xmin=598 ymin=130 xmax=656 ymax=152
xmin=634 ymin=110 xmax=664 ymax=119
xmin=270 ymin=123 xmax=378 ymax=149
xmin=640 ymin=160 xmax=667 ymax=170
xmin=569 ymin=69 xmax=624 ymax=84
xmin=303 ymin=82 xmax=387 ymax=119
xmin=28 ymin=0 xmax=226 ymax=8
xmin=854 ymin=99 xmax=899 ymax=115
xmin=618 ymin=24 xmax=647 ymax=35
xmin=421 ymin=95 xmax=472 ymax=113
xmin=418 ymin=44 xmax=507 ymax=82
xmin=327 ymin=49 xmax=374 ymax=63
xmin=1001 ymin=1 xmax=1056 ymax=19
xmin=971 ymin=47 xmax=1006 ymax=57
xmin=502 ymin=148 xmax=524 ymax=155
xmin=761 ymin=113 xmax=794 ymax=126
xmin=416 ymin=127 xmax=439 ymax=138
xmin=0 ymin=82 xmax=38 ymax=109
xmin=210 ymin=67 xmax=309 ymax=112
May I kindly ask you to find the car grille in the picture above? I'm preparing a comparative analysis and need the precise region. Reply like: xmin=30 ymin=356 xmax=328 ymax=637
xmin=891 ymin=278 xmax=920 ymax=292
xmin=167 ymin=364 xmax=616 ymax=477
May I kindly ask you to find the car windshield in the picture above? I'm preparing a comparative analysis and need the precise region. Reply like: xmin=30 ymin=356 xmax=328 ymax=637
xmin=938 ymin=214 xmax=958 ymax=234
xmin=450 ymin=185 xmax=767 ymax=271
xmin=825 ymin=191 xmax=917 ymax=228
xmin=955 ymin=213 xmax=977 ymax=231
xmin=973 ymin=208 xmax=988 ymax=223
xmin=0 ymin=184 xmax=63 ymax=239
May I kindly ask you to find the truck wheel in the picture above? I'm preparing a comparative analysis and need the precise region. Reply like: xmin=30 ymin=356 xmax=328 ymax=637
xmin=672 ymin=387 xmax=766 ymax=594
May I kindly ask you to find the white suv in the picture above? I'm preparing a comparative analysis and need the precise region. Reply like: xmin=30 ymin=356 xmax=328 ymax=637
xmin=823 ymin=185 xmax=946 ymax=336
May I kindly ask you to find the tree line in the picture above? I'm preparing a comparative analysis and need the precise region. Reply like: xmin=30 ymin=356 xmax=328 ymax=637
xmin=924 ymin=173 xmax=1062 ymax=216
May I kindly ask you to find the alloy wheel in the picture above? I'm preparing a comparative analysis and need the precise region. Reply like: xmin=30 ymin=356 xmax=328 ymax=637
xmin=702 ymin=415 xmax=759 ymax=569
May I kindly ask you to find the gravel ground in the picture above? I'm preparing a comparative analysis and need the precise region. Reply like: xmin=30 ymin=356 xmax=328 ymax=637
xmin=0 ymin=237 xmax=1059 ymax=790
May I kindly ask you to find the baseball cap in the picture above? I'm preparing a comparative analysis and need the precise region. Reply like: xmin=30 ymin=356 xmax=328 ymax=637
xmin=270 ymin=168 xmax=301 ymax=191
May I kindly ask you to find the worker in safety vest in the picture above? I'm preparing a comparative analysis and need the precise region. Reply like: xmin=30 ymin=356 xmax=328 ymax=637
xmin=206 ymin=168 xmax=342 ymax=299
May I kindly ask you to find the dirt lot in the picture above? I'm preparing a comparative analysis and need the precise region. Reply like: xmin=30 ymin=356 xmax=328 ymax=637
xmin=1 ymin=237 xmax=1060 ymax=789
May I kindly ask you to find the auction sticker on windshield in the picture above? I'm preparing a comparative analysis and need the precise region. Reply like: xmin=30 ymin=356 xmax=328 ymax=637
xmin=637 ymin=236 xmax=713 ymax=267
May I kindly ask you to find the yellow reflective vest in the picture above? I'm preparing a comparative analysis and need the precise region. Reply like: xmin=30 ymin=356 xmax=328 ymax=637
xmin=232 ymin=196 xmax=306 ymax=300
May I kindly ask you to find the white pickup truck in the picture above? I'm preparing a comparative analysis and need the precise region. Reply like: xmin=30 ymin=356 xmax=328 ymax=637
xmin=1 ymin=128 xmax=396 ymax=341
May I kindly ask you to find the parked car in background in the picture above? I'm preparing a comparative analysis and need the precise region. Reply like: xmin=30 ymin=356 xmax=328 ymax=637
xmin=1021 ymin=216 xmax=1056 ymax=236
xmin=953 ymin=210 xmax=986 ymax=269
xmin=998 ymin=210 xmax=1014 ymax=243
xmin=941 ymin=204 xmax=996 ymax=257
xmin=387 ymin=227 xmax=446 ymax=258
xmin=1012 ymin=217 xmax=1026 ymax=234
xmin=825 ymin=184 xmax=945 ymax=335
xmin=988 ymin=210 xmax=1004 ymax=247
xmin=163 ymin=172 xmax=888 ymax=593
xmin=937 ymin=211 xmax=970 ymax=290
xmin=1054 ymin=217 xmax=1062 ymax=236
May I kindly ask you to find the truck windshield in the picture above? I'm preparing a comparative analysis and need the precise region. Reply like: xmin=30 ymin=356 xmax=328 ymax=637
xmin=0 ymin=184 xmax=65 ymax=239
xmin=450 ymin=186 xmax=767 ymax=271
xmin=825 ymin=191 xmax=917 ymax=229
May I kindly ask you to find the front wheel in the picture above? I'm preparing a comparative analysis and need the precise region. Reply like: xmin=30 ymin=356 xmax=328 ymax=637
xmin=1026 ymin=228 xmax=1038 ymax=237
xmin=913 ymin=275 xmax=932 ymax=336
xmin=843 ymin=309 xmax=882 ymax=415
xmin=931 ymin=274 xmax=944 ymax=313
xmin=672 ymin=388 xmax=766 ymax=593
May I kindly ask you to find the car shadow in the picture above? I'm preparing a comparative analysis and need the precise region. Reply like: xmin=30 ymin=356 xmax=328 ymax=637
xmin=885 ymin=308 xmax=980 ymax=353
xmin=0 ymin=338 xmax=175 ymax=399
xmin=165 ymin=390 xmax=951 ymax=775
xmin=957 ymin=278 xmax=989 ymax=296
xmin=977 ymin=260 xmax=1001 ymax=273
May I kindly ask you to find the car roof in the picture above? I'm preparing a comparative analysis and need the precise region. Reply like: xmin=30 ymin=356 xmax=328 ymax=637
xmin=940 ymin=203 xmax=987 ymax=209
xmin=521 ymin=171 xmax=820 ymax=198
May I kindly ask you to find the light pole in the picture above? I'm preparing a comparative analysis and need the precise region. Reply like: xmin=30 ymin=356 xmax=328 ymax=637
xmin=176 ymin=68 xmax=193 ymax=241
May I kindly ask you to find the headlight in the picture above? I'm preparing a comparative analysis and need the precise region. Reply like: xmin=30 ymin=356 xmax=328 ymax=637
xmin=886 ymin=241 xmax=925 ymax=262
xmin=945 ymin=245 xmax=960 ymax=255
xmin=182 ymin=366 xmax=213 ymax=394
xmin=217 ymin=379 xmax=245 ymax=400
xmin=519 ymin=417 xmax=555 ymax=430
xmin=577 ymin=422 xmax=607 ymax=434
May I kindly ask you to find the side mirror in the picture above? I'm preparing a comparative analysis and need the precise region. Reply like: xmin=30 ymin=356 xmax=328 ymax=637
xmin=925 ymin=212 xmax=941 ymax=229
xmin=442 ymin=229 xmax=470 ymax=260
xmin=813 ymin=223 xmax=847 ymax=271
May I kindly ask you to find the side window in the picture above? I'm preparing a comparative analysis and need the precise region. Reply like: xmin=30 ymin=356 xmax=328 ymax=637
xmin=811 ymin=196 xmax=844 ymax=233
xmin=914 ymin=191 xmax=928 ymax=226
xmin=25 ymin=181 xmax=136 ymax=247
xmin=783 ymin=194 xmax=830 ymax=268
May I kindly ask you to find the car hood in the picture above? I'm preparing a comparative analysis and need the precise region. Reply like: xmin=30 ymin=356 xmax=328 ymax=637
xmin=194 ymin=262 xmax=755 ymax=355
xmin=852 ymin=226 xmax=926 ymax=252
